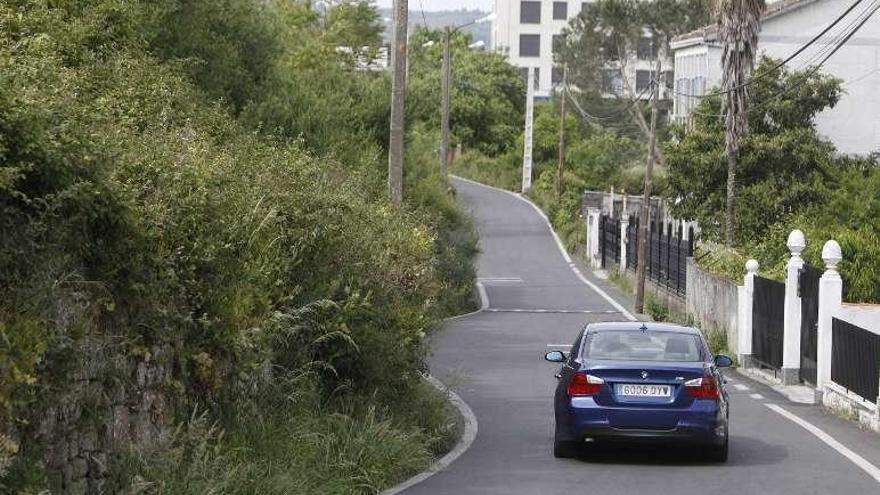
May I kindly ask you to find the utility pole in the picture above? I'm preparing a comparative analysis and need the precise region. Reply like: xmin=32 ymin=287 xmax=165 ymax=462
xmin=557 ymin=65 xmax=567 ymax=197
xmin=440 ymin=26 xmax=451 ymax=176
xmin=388 ymin=0 xmax=408 ymax=205
xmin=634 ymin=58 xmax=661 ymax=314
xmin=522 ymin=66 xmax=535 ymax=193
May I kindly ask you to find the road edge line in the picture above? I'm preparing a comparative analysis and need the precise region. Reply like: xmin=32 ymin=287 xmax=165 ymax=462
xmin=765 ymin=403 xmax=880 ymax=484
xmin=451 ymin=175 xmax=637 ymax=322
xmin=379 ymin=278 xmax=487 ymax=494
xmin=380 ymin=376 xmax=479 ymax=495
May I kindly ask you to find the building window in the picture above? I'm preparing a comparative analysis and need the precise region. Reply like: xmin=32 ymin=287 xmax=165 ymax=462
xmin=520 ymin=1 xmax=541 ymax=24
xmin=552 ymin=34 xmax=565 ymax=54
xmin=519 ymin=34 xmax=541 ymax=57
xmin=553 ymin=1 xmax=568 ymax=19
xmin=552 ymin=67 xmax=563 ymax=85
xmin=603 ymin=69 xmax=624 ymax=95
xmin=636 ymin=70 xmax=656 ymax=92
xmin=637 ymin=36 xmax=658 ymax=60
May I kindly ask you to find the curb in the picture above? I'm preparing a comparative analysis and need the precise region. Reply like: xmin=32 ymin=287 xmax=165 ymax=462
xmin=380 ymin=375 xmax=479 ymax=495
xmin=379 ymin=280 xmax=486 ymax=495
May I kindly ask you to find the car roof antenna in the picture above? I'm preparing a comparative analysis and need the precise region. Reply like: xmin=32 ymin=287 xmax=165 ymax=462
xmin=639 ymin=323 xmax=648 ymax=332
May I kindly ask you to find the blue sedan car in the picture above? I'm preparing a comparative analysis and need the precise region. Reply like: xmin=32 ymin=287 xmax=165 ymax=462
xmin=545 ymin=322 xmax=733 ymax=462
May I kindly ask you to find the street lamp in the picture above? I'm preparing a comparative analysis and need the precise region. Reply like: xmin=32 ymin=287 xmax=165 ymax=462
xmin=439 ymin=13 xmax=496 ymax=176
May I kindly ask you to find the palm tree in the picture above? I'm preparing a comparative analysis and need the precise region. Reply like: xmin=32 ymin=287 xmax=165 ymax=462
xmin=718 ymin=0 xmax=764 ymax=246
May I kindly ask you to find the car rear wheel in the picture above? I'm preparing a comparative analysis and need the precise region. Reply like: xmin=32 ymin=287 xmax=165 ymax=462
xmin=706 ymin=438 xmax=728 ymax=463
xmin=553 ymin=436 xmax=579 ymax=458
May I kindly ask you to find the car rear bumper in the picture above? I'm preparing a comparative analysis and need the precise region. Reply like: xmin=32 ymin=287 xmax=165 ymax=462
xmin=576 ymin=425 xmax=720 ymax=445
xmin=557 ymin=397 xmax=727 ymax=446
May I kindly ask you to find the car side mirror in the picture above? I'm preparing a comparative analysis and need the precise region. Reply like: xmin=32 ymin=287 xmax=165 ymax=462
xmin=714 ymin=355 xmax=734 ymax=368
xmin=545 ymin=351 xmax=567 ymax=363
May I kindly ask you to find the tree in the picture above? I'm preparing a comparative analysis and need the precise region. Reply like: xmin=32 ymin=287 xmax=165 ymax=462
xmin=718 ymin=0 xmax=765 ymax=246
xmin=408 ymin=27 xmax=525 ymax=156
xmin=664 ymin=57 xmax=843 ymax=243
xmin=556 ymin=0 xmax=711 ymax=159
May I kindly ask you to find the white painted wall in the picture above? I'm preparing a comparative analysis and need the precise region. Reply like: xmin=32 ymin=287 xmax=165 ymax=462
xmin=492 ymin=0 xmax=585 ymax=97
xmin=838 ymin=304 xmax=880 ymax=335
xmin=672 ymin=0 xmax=880 ymax=155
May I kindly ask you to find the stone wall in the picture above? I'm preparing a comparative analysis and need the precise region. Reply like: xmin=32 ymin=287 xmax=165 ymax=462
xmin=686 ymin=258 xmax=740 ymax=355
xmin=35 ymin=337 xmax=173 ymax=494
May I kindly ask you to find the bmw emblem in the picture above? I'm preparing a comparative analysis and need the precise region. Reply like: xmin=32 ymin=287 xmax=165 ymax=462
xmin=641 ymin=371 xmax=649 ymax=380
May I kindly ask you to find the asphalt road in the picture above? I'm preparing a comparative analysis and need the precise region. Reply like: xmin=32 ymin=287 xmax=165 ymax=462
xmin=403 ymin=177 xmax=880 ymax=495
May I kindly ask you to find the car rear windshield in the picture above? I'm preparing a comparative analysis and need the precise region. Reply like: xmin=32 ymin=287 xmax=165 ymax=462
xmin=584 ymin=330 xmax=703 ymax=362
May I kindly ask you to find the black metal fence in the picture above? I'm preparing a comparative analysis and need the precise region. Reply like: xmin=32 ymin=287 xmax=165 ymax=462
xmin=752 ymin=276 xmax=785 ymax=370
xmin=599 ymin=215 xmax=620 ymax=269
xmin=832 ymin=318 xmax=880 ymax=403
xmin=798 ymin=265 xmax=821 ymax=384
xmin=598 ymin=216 xmax=693 ymax=297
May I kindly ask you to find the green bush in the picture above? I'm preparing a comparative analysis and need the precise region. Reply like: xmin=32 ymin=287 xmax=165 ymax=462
xmin=1 ymin=1 xmax=476 ymax=492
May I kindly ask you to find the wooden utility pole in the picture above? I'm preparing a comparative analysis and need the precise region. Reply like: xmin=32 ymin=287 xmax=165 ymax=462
xmin=557 ymin=65 xmax=567 ymax=197
xmin=634 ymin=58 xmax=661 ymax=314
xmin=388 ymin=0 xmax=408 ymax=205
xmin=440 ymin=26 xmax=451 ymax=176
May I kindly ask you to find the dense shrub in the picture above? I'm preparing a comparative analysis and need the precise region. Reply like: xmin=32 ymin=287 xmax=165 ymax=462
xmin=0 ymin=1 xmax=476 ymax=491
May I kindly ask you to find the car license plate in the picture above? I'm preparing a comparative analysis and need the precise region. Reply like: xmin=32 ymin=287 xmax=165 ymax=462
xmin=616 ymin=384 xmax=671 ymax=397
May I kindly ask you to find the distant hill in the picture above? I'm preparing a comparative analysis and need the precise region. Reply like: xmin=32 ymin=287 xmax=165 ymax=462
xmin=379 ymin=9 xmax=491 ymax=45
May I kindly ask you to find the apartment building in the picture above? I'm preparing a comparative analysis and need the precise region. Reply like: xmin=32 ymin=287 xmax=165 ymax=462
xmin=491 ymin=0 xmax=671 ymax=100
xmin=491 ymin=0 xmax=585 ymax=97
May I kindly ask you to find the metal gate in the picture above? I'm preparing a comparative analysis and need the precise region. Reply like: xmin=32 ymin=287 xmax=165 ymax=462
xmin=799 ymin=265 xmax=821 ymax=384
xmin=752 ymin=276 xmax=785 ymax=369
xmin=599 ymin=215 xmax=619 ymax=269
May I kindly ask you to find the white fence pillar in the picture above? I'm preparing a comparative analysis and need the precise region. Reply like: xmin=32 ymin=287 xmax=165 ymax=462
xmin=817 ymin=240 xmax=843 ymax=395
xmin=782 ymin=230 xmax=806 ymax=385
xmin=738 ymin=259 xmax=759 ymax=367
xmin=586 ymin=207 xmax=602 ymax=269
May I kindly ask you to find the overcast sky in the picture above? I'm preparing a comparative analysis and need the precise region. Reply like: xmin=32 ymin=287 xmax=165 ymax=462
xmin=374 ymin=0 xmax=491 ymax=11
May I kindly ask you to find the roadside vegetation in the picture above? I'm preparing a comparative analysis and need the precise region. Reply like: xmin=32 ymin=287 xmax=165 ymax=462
xmin=665 ymin=57 xmax=880 ymax=303
xmin=0 ymin=1 xmax=501 ymax=493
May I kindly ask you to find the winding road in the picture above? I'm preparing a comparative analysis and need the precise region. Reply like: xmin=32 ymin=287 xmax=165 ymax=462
xmin=401 ymin=177 xmax=880 ymax=495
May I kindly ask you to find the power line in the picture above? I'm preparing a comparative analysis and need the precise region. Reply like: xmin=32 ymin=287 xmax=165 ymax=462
xmin=686 ymin=0 xmax=880 ymax=119
xmin=672 ymin=0 xmax=868 ymax=100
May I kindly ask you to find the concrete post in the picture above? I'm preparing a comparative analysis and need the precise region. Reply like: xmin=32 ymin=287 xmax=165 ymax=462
xmin=619 ymin=213 xmax=629 ymax=275
xmin=781 ymin=230 xmax=806 ymax=385
xmin=817 ymin=240 xmax=843 ymax=395
xmin=586 ymin=207 xmax=602 ymax=268
xmin=738 ymin=259 xmax=759 ymax=367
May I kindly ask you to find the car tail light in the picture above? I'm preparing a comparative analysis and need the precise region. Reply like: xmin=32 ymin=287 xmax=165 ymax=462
xmin=567 ymin=372 xmax=604 ymax=396
xmin=685 ymin=374 xmax=719 ymax=399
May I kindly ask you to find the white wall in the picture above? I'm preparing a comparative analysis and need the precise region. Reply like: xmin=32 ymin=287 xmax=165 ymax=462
xmin=760 ymin=0 xmax=880 ymax=155
xmin=672 ymin=0 xmax=880 ymax=155
xmin=492 ymin=0 xmax=586 ymax=97
xmin=838 ymin=304 xmax=880 ymax=335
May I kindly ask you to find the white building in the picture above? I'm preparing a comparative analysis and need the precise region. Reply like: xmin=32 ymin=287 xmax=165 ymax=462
xmin=671 ymin=0 xmax=880 ymax=155
xmin=491 ymin=0 xmax=672 ymax=100
xmin=491 ymin=0 xmax=585 ymax=97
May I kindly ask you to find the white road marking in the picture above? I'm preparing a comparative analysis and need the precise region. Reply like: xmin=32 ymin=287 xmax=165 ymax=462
xmin=749 ymin=393 xmax=765 ymax=400
xmin=445 ymin=281 xmax=489 ymax=321
xmin=452 ymin=175 xmax=637 ymax=322
xmin=733 ymin=384 xmax=750 ymax=391
xmin=485 ymin=308 xmax=620 ymax=314
xmin=766 ymin=403 xmax=880 ymax=484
